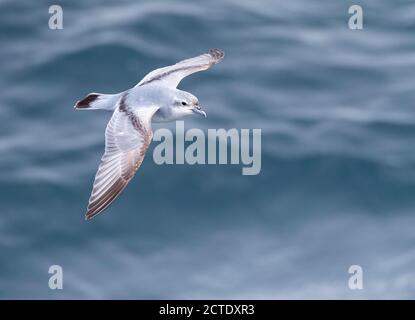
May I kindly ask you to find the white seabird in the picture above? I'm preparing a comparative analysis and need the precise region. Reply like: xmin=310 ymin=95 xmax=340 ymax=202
xmin=74 ymin=49 xmax=225 ymax=220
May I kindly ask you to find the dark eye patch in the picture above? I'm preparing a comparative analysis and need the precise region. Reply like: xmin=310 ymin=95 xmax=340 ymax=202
xmin=181 ymin=101 xmax=187 ymax=106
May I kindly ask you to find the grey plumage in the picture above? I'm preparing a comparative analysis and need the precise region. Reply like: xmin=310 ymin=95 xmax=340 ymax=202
xmin=75 ymin=49 xmax=225 ymax=220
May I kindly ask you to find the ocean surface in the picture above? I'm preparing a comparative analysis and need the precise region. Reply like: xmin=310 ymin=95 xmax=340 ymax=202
xmin=1 ymin=0 xmax=415 ymax=299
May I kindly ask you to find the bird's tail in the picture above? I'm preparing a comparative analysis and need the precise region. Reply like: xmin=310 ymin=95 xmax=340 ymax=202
xmin=74 ymin=92 xmax=121 ymax=111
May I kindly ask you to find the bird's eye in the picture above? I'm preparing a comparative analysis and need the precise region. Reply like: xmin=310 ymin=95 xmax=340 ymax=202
xmin=181 ymin=101 xmax=187 ymax=106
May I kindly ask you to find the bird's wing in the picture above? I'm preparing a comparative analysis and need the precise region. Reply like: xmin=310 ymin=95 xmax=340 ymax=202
xmin=136 ymin=48 xmax=224 ymax=88
xmin=85 ymin=96 xmax=159 ymax=220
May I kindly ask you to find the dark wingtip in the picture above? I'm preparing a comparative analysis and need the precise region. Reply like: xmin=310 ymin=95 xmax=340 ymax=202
xmin=85 ymin=208 xmax=101 ymax=220
xmin=75 ymin=93 xmax=99 ymax=109
xmin=85 ymin=210 xmax=97 ymax=221
xmin=209 ymin=48 xmax=225 ymax=62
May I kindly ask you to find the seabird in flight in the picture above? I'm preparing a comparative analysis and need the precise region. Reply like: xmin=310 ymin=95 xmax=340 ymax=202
xmin=74 ymin=49 xmax=225 ymax=220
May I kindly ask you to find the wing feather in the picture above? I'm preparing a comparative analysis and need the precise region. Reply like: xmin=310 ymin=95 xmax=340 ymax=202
xmin=136 ymin=48 xmax=224 ymax=88
xmin=85 ymin=96 xmax=159 ymax=220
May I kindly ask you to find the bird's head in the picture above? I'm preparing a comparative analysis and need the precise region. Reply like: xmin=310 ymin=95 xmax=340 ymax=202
xmin=173 ymin=90 xmax=206 ymax=118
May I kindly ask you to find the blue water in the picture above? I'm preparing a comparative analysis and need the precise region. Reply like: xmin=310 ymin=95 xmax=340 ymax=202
xmin=1 ymin=0 xmax=415 ymax=299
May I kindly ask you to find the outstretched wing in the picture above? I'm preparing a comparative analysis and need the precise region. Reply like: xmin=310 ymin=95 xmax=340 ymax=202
xmin=85 ymin=96 xmax=159 ymax=220
xmin=136 ymin=48 xmax=224 ymax=88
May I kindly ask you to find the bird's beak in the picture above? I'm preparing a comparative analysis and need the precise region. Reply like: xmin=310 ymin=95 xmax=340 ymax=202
xmin=192 ymin=106 xmax=207 ymax=118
